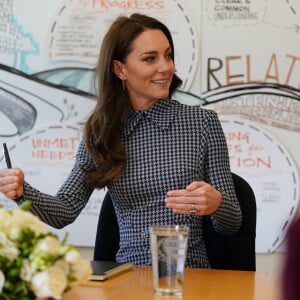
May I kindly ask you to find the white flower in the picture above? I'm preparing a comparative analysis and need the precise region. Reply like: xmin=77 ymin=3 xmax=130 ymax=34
xmin=0 ymin=209 xmax=11 ymax=232
xmin=65 ymin=248 xmax=81 ymax=265
xmin=0 ymin=270 xmax=5 ymax=293
xmin=34 ymin=236 xmax=61 ymax=254
xmin=20 ymin=259 xmax=33 ymax=282
xmin=11 ymin=209 xmax=47 ymax=237
xmin=0 ymin=232 xmax=19 ymax=260
xmin=7 ymin=226 xmax=20 ymax=240
xmin=0 ymin=207 xmax=47 ymax=241
xmin=71 ymin=259 xmax=92 ymax=283
xmin=54 ymin=259 xmax=70 ymax=275
xmin=31 ymin=266 xmax=67 ymax=300
xmin=0 ymin=202 xmax=92 ymax=299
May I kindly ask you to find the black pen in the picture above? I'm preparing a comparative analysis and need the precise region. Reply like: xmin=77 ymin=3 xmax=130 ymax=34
xmin=3 ymin=143 xmax=12 ymax=168
xmin=3 ymin=143 xmax=24 ymax=202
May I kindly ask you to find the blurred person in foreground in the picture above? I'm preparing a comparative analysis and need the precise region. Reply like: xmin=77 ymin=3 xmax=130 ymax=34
xmin=0 ymin=13 xmax=241 ymax=267
xmin=281 ymin=215 xmax=300 ymax=300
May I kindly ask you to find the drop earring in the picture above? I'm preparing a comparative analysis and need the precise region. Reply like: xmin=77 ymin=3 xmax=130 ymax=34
xmin=122 ymin=80 xmax=126 ymax=91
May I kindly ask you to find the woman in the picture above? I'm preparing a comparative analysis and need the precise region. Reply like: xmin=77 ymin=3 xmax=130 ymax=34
xmin=0 ymin=13 xmax=241 ymax=267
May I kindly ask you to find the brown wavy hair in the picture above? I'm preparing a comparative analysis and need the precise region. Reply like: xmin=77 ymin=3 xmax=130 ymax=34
xmin=84 ymin=13 xmax=182 ymax=189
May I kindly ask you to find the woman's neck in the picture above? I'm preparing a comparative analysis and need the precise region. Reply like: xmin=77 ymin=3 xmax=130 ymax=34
xmin=130 ymin=99 xmax=160 ymax=111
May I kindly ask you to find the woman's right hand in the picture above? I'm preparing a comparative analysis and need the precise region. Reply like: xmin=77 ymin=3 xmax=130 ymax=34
xmin=0 ymin=168 xmax=24 ymax=200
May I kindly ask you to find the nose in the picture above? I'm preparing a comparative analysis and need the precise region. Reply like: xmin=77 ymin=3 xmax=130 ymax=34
xmin=157 ymin=57 xmax=174 ymax=73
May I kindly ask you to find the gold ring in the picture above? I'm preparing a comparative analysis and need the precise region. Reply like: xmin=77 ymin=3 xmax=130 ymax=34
xmin=189 ymin=203 xmax=196 ymax=215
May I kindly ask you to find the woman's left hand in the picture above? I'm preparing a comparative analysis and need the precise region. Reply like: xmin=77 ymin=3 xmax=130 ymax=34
xmin=164 ymin=181 xmax=222 ymax=216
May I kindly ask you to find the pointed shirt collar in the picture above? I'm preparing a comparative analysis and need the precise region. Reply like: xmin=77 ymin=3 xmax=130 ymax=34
xmin=122 ymin=98 xmax=179 ymax=138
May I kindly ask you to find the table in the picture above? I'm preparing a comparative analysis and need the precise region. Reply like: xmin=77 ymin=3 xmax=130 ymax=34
xmin=64 ymin=266 xmax=281 ymax=300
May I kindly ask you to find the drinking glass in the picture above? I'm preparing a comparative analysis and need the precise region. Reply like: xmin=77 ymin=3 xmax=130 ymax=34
xmin=150 ymin=224 xmax=189 ymax=296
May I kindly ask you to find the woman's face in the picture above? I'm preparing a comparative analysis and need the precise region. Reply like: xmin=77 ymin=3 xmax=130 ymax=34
xmin=114 ymin=29 xmax=175 ymax=110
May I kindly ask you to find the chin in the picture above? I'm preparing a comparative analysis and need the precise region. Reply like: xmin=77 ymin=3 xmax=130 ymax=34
xmin=157 ymin=91 xmax=169 ymax=99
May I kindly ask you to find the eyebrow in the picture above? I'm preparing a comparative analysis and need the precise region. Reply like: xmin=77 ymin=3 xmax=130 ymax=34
xmin=140 ymin=47 xmax=172 ymax=56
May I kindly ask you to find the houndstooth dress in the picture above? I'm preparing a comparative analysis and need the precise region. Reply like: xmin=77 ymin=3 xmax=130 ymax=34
xmin=21 ymin=98 xmax=242 ymax=268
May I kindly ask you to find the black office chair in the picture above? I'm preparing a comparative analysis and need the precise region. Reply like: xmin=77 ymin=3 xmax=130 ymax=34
xmin=93 ymin=173 xmax=256 ymax=271
xmin=202 ymin=173 xmax=256 ymax=271
xmin=93 ymin=190 xmax=120 ymax=262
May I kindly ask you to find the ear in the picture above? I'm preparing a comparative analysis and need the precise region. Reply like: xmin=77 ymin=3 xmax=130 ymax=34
xmin=112 ymin=60 xmax=126 ymax=80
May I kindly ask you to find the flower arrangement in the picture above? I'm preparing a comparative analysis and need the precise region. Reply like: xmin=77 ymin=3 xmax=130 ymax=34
xmin=0 ymin=201 xmax=92 ymax=300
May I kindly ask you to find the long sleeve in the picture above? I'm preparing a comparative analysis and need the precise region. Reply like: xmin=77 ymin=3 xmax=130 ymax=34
xmin=17 ymin=141 xmax=95 ymax=228
xmin=204 ymin=111 xmax=242 ymax=235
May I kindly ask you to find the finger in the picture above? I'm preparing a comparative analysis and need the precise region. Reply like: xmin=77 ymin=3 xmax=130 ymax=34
xmin=165 ymin=194 xmax=208 ymax=205
xmin=0 ymin=182 xmax=19 ymax=198
xmin=0 ymin=169 xmax=18 ymax=181
xmin=0 ymin=168 xmax=10 ymax=177
xmin=172 ymin=208 xmax=193 ymax=215
xmin=0 ymin=174 xmax=19 ymax=185
xmin=167 ymin=187 xmax=206 ymax=198
xmin=9 ymin=168 xmax=23 ymax=179
xmin=166 ymin=189 xmax=187 ymax=197
xmin=168 ymin=202 xmax=196 ymax=215
xmin=166 ymin=201 xmax=190 ymax=210
xmin=4 ymin=190 xmax=19 ymax=199
xmin=186 ymin=181 xmax=206 ymax=191
xmin=170 ymin=204 xmax=208 ymax=216
xmin=166 ymin=199 xmax=207 ymax=211
xmin=165 ymin=195 xmax=190 ymax=204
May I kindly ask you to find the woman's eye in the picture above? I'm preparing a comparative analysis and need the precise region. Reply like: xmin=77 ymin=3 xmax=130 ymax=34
xmin=144 ymin=56 xmax=155 ymax=62
xmin=166 ymin=53 xmax=173 ymax=59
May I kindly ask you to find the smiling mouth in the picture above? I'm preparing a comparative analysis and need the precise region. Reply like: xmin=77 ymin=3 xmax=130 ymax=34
xmin=152 ymin=79 xmax=169 ymax=84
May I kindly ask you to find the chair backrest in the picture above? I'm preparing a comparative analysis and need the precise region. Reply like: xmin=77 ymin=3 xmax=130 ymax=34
xmin=93 ymin=173 xmax=256 ymax=271
xmin=93 ymin=191 xmax=119 ymax=261
xmin=203 ymin=172 xmax=256 ymax=271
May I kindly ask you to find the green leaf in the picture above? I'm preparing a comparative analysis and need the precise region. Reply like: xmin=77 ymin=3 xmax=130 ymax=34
xmin=19 ymin=200 xmax=32 ymax=211
xmin=7 ymin=267 xmax=20 ymax=278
